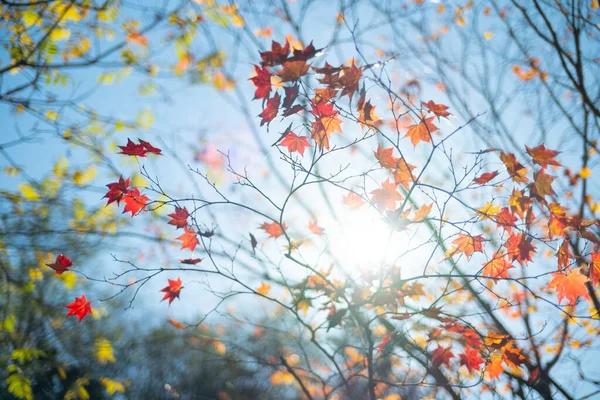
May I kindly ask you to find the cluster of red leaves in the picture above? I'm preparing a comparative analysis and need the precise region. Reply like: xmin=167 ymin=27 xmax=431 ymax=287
xmin=103 ymin=176 xmax=149 ymax=217
xmin=119 ymin=138 xmax=162 ymax=157
xmin=47 ymin=254 xmax=93 ymax=322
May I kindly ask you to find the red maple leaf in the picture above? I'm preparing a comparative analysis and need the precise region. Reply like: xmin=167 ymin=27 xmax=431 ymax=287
xmin=504 ymin=233 xmax=536 ymax=265
xmin=250 ymin=65 xmax=271 ymax=100
xmin=103 ymin=176 xmax=131 ymax=206
xmin=546 ymin=268 xmax=590 ymax=305
xmin=260 ymin=221 xmax=287 ymax=239
xmin=180 ymin=258 xmax=202 ymax=265
xmin=168 ymin=206 xmax=189 ymax=229
xmin=279 ymin=132 xmax=311 ymax=155
xmin=473 ymin=171 xmax=499 ymax=185
xmin=525 ymin=143 xmax=560 ymax=168
xmin=459 ymin=347 xmax=484 ymax=372
xmin=289 ymin=41 xmax=321 ymax=62
xmin=65 ymin=295 xmax=92 ymax=322
xmin=138 ymin=138 xmax=162 ymax=155
xmin=259 ymin=93 xmax=280 ymax=126
xmin=176 ymin=227 xmax=199 ymax=251
xmin=46 ymin=254 xmax=73 ymax=274
xmin=260 ymin=40 xmax=290 ymax=67
xmin=377 ymin=332 xmax=394 ymax=353
xmin=422 ymin=100 xmax=451 ymax=118
xmin=283 ymin=85 xmax=299 ymax=108
xmin=431 ymin=346 xmax=454 ymax=367
xmin=119 ymin=138 xmax=148 ymax=157
xmin=160 ymin=277 xmax=183 ymax=305
xmin=122 ymin=188 xmax=149 ymax=217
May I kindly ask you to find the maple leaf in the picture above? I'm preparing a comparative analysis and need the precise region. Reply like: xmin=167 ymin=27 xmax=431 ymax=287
xmin=249 ymin=65 xmax=271 ymax=100
xmin=422 ymin=100 xmax=451 ymax=119
xmin=168 ymin=206 xmax=189 ymax=229
xmin=256 ymin=282 xmax=271 ymax=295
xmin=138 ymin=139 xmax=161 ymax=155
xmin=119 ymin=138 xmax=147 ymax=157
xmin=504 ymin=233 xmax=536 ymax=264
xmin=176 ymin=227 xmax=199 ymax=251
xmin=557 ymin=239 xmax=573 ymax=269
xmin=344 ymin=191 xmax=365 ymax=210
xmin=180 ymin=258 xmax=202 ymax=265
xmin=452 ymin=234 xmax=485 ymax=259
xmin=431 ymin=346 xmax=454 ymax=367
xmin=289 ymin=41 xmax=322 ymax=63
xmin=279 ymin=132 xmax=311 ymax=156
xmin=167 ymin=318 xmax=185 ymax=329
xmin=531 ymin=169 xmax=556 ymax=199
xmin=326 ymin=307 xmax=347 ymax=331
xmin=260 ymin=221 xmax=287 ymax=239
xmin=377 ymin=332 xmax=394 ymax=353
xmin=494 ymin=207 xmax=517 ymax=232
xmin=259 ymin=93 xmax=280 ymax=126
xmin=311 ymin=100 xmax=342 ymax=150
xmin=482 ymin=252 xmax=514 ymax=282
xmin=485 ymin=356 xmax=504 ymax=380
xmin=338 ymin=63 xmax=362 ymax=99
xmin=122 ymin=188 xmax=149 ymax=217
xmin=459 ymin=347 xmax=484 ymax=373
xmin=46 ymin=254 xmax=72 ymax=274
xmin=474 ymin=170 xmax=499 ymax=185
xmin=546 ymin=268 xmax=590 ymax=305
xmin=103 ymin=176 xmax=131 ymax=206
xmin=525 ymin=143 xmax=560 ymax=168
xmin=308 ymin=220 xmax=325 ymax=235
xmin=260 ymin=40 xmax=290 ymax=66
xmin=500 ymin=152 xmax=529 ymax=184
xmin=65 ymin=295 xmax=92 ymax=322
xmin=277 ymin=60 xmax=310 ymax=82
xmin=508 ymin=189 xmax=532 ymax=220
xmin=160 ymin=277 xmax=183 ymax=305
xmin=404 ymin=116 xmax=438 ymax=147
xmin=282 ymin=85 xmax=299 ymax=109
xmin=393 ymin=159 xmax=417 ymax=189
xmin=590 ymin=251 xmax=600 ymax=285
xmin=374 ymin=145 xmax=397 ymax=169
xmin=371 ymin=179 xmax=403 ymax=211
xmin=476 ymin=202 xmax=501 ymax=220
xmin=412 ymin=203 xmax=433 ymax=221
xmin=357 ymin=101 xmax=381 ymax=129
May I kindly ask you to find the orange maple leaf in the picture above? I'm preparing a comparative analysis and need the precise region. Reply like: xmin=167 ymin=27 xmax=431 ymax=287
xmin=452 ymin=234 xmax=485 ymax=259
xmin=500 ymin=152 xmax=529 ymax=184
xmin=412 ymin=203 xmax=433 ymax=221
xmin=474 ymin=170 xmax=499 ymax=185
xmin=277 ymin=60 xmax=310 ymax=82
xmin=459 ymin=347 xmax=484 ymax=373
xmin=344 ymin=191 xmax=366 ymax=210
xmin=404 ymin=116 xmax=438 ymax=147
xmin=122 ymin=188 xmax=149 ymax=217
xmin=525 ymin=144 xmax=560 ymax=168
xmin=482 ymin=252 xmax=514 ymax=282
xmin=371 ymin=179 xmax=403 ymax=211
xmin=260 ymin=221 xmax=287 ymax=239
xmin=373 ymin=145 xmax=397 ymax=169
xmin=279 ymin=132 xmax=311 ymax=155
xmin=532 ymin=169 xmax=556 ymax=199
xmin=393 ymin=158 xmax=417 ymax=189
xmin=176 ymin=227 xmax=199 ymax=251
xmin=546 ymin=268 xmax=591 ymax=305
xmin=308 ymin=220 xmax=325 ymax=235
xmin=422 ymin=100 xmax=451 ymax=118
xmin=485 ymin=356 xmax=504 ymax=380
xmin=590 ymin=251 xmax=600 ymax=285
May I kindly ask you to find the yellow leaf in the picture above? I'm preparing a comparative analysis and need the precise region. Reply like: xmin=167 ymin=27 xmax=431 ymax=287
xmin=22 ymin=10 xmax=38 ymax=28
xmin=29 ymin=268 xmax=43 ymax=282
xmin=592 ymin=0 xmax=599 ymax=9
xmin=579 ymin=167 xmax=592 ymax=179
xmin=484 ymin=31 xmax=493 ymax=40
xmin=94 ymin=338 xmax=116 ymax=365
xmin=58 ymin=271 xmax=77 ymax=289
xmin=476 ymin=202 xmax=501 ymax=219
xmin=50 ymin=28 xmax=70 ymax=41
xmin=256 ymin=282 xmax=271 ymax=296
xmin=6 ymin=372 xmax=33 ymax=400
xmin=53 ymin=157 xmax=69 ymax=178
xmin=18 ymin=183 xmax=40 ymax=201
xmin=72 ymin=166 xmax=97 ymax=186
xmin=100 ymin=378 xmax=125 ymax=395
xmin=45 ymin=110 xmax=58 ymax=121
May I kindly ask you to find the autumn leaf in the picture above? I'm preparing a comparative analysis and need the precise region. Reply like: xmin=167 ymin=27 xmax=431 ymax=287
xmin=377 ymin=332 xmax=394 ymax=353
xmin=500 ymin=152 xmax=529 ymax=184
xmin=344 ymin=191 xmax=366 ymax=210
xmin=422 ymin=100 xmax=451 ymax=119
xmin=46 ymin=254 xmax=72 ymax=274
xmin=590 ymin=251 xmax=600 ymax=285
xmin=505 ymin=233 xmax=536 ymax=265
xmin=168 ymin=318 xmax=186 ymax=329
xmin=452 ymin=234 xmax=485 ymax=259
xmin=122 ymin=188 xmax=149 ymax=217
xmin=374 ymin=145 xmax=397 ymax=169
xmin=256 ymin=282 xmax=271 ymax=295
xmin=260 ymin=40 xmax=290 ymax=66
xmin=103 ymin=176 xmax=131 ymax=206
xmin=161 ymin=277 xmax=183 ymax=305
xmin=412 ymin=203 xmax=433 ymax=221
xmin=404 ymin=116 xmax=438 ymax=147
xmin=180 ymin=258 xmax=202 ymax=265
xmin=338 ymin=63 xmax=362 ymax=99
xmin=277 ymin=60 xmax=310 ymax=82
xmin=308 ymin=220 xmax=325 ymax=235
xmin=168 ymin=206 xmax=189 ymax=229
xmin=65 ymin=295 xmax=92 ymax=322
xmin=176 ymin=227 xmax=199 ymax=251
xmin=476 ymin=202 xmax=501 ymax=220
xmin=546 ymin=268 xmax=590 ymax=305
xmin=259 ymin=93 xmax=280 ymax=126
xmin=531 ymin=169 xmax=556 ymax=199
xmin=525 ymin=144 xmax=560 ymax=168
xmin=371 ymin=179 xmax=403 ymax=211
xmin=485 ymin=356 xmax=504 ymax=380
xmin=311 ymin=100 xmax=343 ymax=150
xmin=249 ymin=65 xmax=271 ymax=100
xmin=431 ymin=346 xmax=454 ymax=367
xmin=118 ymin=138 xmax=147 ymax=157
xmin=473 ymin=170 xmax=499 ymax=185
xmin=279 ymin=132 xmax=311 ymax=155
xmin=138 ymin=139 xmax=162 ymax=155
xmin=459 ymin=347 xmax=484 ymax=372
xmin=482 ymin=252 xmax=514 ymax=282
xmin=260 ymin=221 xmax=287 ymax=239
xmin=393 ymin=159 xmax=417 ymax=189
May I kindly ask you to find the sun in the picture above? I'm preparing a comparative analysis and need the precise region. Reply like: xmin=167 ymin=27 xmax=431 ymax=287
xmin=327 ymin=207 xmax=394 ymax=272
